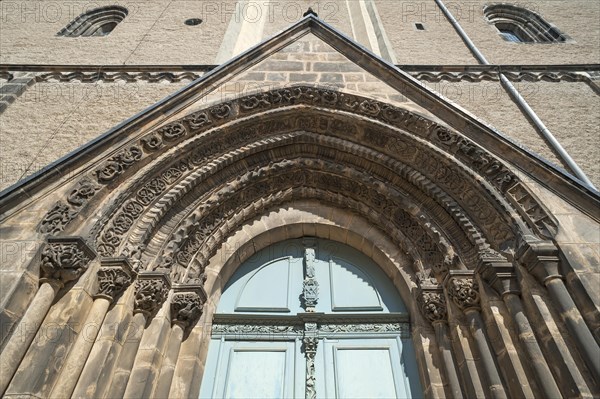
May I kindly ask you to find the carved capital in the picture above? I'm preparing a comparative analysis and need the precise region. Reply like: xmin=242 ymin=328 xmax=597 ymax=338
xmin=418 ymin=289 xmax=447 ymax=324
xmin=476 ymin=249 xmax=519 ymax=297
xmin=134 ymin=272 xmax=171 ymax=318
xmin=445 ymin=272 xmax=480 ymax=312
xmin=40 ymin=237 xmax=96 ymax=288
xmin=95 ymin=258 xmax=136 ymax=302
xmin=170 ymin=284 xmax=207 ymax=329
xmin=516 ymin=237 xmax=562 ymax=285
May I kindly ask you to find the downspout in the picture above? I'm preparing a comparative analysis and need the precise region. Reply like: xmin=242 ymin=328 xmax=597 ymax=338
xmin=433 ymin=0 xmax=596 ymax=189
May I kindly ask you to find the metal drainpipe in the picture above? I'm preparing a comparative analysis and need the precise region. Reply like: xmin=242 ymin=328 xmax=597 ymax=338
xmin=434 ymin=0 xmax=596 ymax=189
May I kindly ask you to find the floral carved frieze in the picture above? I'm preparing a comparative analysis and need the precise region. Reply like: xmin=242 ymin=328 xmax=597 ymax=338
xmin=157 ymin=160 xmax=453 ymax=283
xmin=40 ymin=236 xmax=96 ymax=287
xmin=95 ymin=258 xmax=136 ymax=302
xmin=170 ymin=284 xmax=207 ymax=329
xmin=39 ymin=179 xmax=99 ymax=234
xmin=133 ymin=272 xmax=171 ymax=318
xmin=211 ymin=324 xmax=304 ymax=336
xmin=445 ymin=273 xmax=480 ymax=312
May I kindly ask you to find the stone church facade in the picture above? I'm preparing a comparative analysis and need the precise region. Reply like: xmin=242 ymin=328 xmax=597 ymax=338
xmin=0 ymin=1 xmax=598 ymax=398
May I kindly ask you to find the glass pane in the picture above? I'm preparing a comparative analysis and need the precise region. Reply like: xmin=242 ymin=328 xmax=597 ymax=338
xmin=500 ymin=29 xmax=522 ymax=42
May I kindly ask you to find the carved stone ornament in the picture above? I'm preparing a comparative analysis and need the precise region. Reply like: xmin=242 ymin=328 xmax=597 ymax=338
xmin=303 ymin=322 xmax=318 ymax=399
xmin=446 ymin=274 xmax=480 ymax=312
xmin=211 ymin=324 xmax=303 ymax=337
xmin=40 ymin=237 xmax=96 ymax=287
xmin=319 ymin=323 xmax=410 ymax=337
xmin=302 ymin=244 xmax=319 ymax=312
xmin=418 ymin=290 xmax=447 ymax=324
xmin=95 ymin=258 xmax=136 ymax=302
xmin=39 ymin=179 xmax=99 ymax=234
xmin=133 ymin=272 xmax=171 ymax=317
xmin=170 ymin=284 xmax=207 ymax=329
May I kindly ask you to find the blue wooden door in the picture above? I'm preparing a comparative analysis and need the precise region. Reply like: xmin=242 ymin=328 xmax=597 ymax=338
xmin=199 ymin=238 xmax=422 ymax=398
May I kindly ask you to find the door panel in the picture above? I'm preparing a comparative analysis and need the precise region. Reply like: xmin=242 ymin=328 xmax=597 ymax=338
xmin=200 ymin=340 xmax=301 ymax=399
xmin=320 ymin=338 xmax=415 ymax=399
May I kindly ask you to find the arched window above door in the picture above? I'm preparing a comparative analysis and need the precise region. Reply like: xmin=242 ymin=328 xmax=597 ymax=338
xmin=484 ymin=4 xmax=567 ymax=43
xmin=201 ymin=238 xmax=422 ymax=399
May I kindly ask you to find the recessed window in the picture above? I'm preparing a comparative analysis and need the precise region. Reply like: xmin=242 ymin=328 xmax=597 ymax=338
xmin=499 ymin=29 xmax=523 ymax=43
xmin=415 ymin=23 xmax=425 ymax=31
xmin=184 ymin=18 xmax=202 ymax=26
xmin=484 ymin=4 xmax=567 ymax=43
xmin=57 ymin=6 xmax=128 ymax=37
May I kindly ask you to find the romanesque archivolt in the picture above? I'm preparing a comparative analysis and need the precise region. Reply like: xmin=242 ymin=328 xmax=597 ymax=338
xmin=35 ymin=87 xmax=559 ymax=289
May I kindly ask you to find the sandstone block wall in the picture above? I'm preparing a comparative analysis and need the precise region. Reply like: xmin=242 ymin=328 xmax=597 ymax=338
xmin=0 ymin=80 xmax=190 ymax=191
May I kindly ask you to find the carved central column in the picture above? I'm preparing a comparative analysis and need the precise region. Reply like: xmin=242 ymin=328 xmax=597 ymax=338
xmin=0 ymin=237 xmax=95 ymax=396
xmin=50 ymin=257 xmax=135 ymax=398
xmin=445 ymin=271 xmax=508 ymax=399
xmin=303 ymin=322 xmax=318 ymax=399
xmin=417 ymin=273 xmax=463 ymax=399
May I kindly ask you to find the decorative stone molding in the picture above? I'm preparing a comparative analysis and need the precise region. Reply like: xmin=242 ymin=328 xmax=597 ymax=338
xmin=445 ymin=272 xmax=480 ymax=312
xmin=211 ymin=324 xmax=303 ymax=336
xmin=133 ymin=272 xmax=171 ymax=318
xmin=412 ymin=70 xmax=591 ymax=83
xmin=94 ymin=258 xmax=136 ymax=302
xmin=506 ymin=183 xmax=558 ymax=239
xmin=319 ymin=323 xmax=409 ymax=336
xmin=476 ymin=249 xmax=519 ymax=297
xmin=35 ymin=71 xmax=201 ymax=83
xmin=170 ymin=284 xmax=207 ymax=330
xmin=39 ymin=179 xmax=99 ymax=234
xmin=516 ymin=237 xmax=563 ymax=285
xmin=39 ymin=236 xmax=96 ymax=288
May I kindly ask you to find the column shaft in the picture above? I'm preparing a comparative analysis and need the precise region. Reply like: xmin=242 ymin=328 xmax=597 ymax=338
xmin=433 ymin=322 xmax=463 ymax=399
xmin=465 ymin=310 xmax=508 ymax=399
xmin=153 ymin=324 xmax=184 ymax=398
xmin=503 ymin=293 xmax=562 ymax=398
xmin=0 ymin=282 xmax=56 ymax=395
xmin=546 ymin=278 xmax=600 ymax=381
xmin=49 ymin=297 xmax=110 ymax=398
xmin=104 ymin=312 xmax=146 ymax=398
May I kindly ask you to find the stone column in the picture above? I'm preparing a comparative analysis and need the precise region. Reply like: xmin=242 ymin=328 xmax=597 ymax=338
xmin=154 ymin=284 xmax=206 ymax=398
xmin=49 ymin=258 xmax=135 ymax=398
xmin=0 ymin=237 xmax=95 ymax=396
xmin=518 ymin=239 xmax=600 ymax=382
xmin=114 ymin=272 xmax=170 ymax=399
xmin=445 ymin=272 xmax=508 ymax=399
xmin=417 ymin=283 xmax=463 ymax=399
xmin=479 ymin=257 xmax=562 ymax=399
